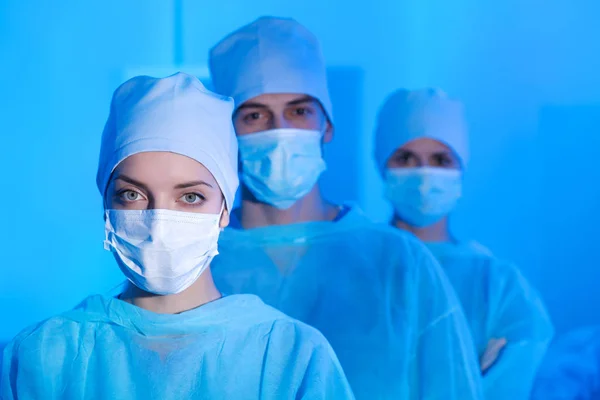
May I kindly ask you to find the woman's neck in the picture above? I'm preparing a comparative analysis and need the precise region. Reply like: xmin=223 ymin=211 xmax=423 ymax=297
xmin=393 ymin=216 xmax=452 ymax=243
xmin=120 ymin=268 xmax=222 ymax=314
xmin=240 ymin=185 xmax=339 ymax=229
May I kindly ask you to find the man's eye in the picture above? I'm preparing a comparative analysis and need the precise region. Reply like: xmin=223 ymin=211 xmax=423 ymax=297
xmin=244 ymin=112 xmax=262 ymax=121
xmin=293 ymin=107 xmax=315 ymax=117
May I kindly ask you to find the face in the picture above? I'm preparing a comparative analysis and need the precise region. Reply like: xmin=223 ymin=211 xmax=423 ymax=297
xmin=233 ymin=93 xmax=333 ymax=142
xmin=105 ymin=152 xmax=230 ymax=227
xmin=386 ymin=138 xmax=460 ymax=170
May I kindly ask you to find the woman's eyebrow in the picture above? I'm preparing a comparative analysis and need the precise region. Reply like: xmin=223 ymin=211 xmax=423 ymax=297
xmin=114 ymin=175 xmax=149 ymax=191
xmin=174 ymin=180 xmax=214 ymax=189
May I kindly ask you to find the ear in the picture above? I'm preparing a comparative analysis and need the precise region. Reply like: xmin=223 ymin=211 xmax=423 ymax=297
xmin=323 ymin=121 xmax=334 ymax=144
xmin=219 ymin=207 xmax=230 ymax=229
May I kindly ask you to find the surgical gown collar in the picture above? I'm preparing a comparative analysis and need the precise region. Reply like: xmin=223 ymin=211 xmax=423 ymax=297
xmin=63 ymin=293 xmax=267 ymax=336
xmin=220 ymin=204 xmax=372 ymax=244
xmin=425 ymin=240 xmax=494 ymax=258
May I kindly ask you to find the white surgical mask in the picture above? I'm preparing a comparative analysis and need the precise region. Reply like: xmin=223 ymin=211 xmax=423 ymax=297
xmin=385 ymin=167 xmax=462 ymax=227
xmin=104 ymin=206 xmax=223 ymax=295
xmin=238 ymin=128 xmax=326 ymax=209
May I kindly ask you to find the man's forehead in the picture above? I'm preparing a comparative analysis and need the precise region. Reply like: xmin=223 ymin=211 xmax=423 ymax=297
xmin=238 ymin=93 xmax=318 ymax=109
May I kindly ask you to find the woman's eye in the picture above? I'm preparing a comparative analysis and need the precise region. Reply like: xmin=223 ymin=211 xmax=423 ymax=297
xmin=397 ymin=153 xmax=414 ymax=165
xmin=434 ymin=154 xmax=452 ymax=167
xmin=181 ymin=193 xmax=204 ymax=204
xmin=120 ymin=190 xmax=143 ymax=202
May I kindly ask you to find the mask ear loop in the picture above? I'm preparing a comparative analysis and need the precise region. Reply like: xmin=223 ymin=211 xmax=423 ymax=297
xmin=218 ymin=200 xmax=226 ymax=232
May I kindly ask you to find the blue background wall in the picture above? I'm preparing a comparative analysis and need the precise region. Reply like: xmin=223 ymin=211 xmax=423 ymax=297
xmin=1 ymin=0 xmax=598 ymax=346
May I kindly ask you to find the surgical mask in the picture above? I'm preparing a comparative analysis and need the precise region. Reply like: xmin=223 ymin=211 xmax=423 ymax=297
xmin=238 ymin=128 xmax=326 ymax=209
xmin=385 ymin=167 xmax=462 ymax=227
xmin=103 ymin=206 xmax=223 ymax=295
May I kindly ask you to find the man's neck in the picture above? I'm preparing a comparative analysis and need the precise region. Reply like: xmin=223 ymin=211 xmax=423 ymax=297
xmin=393 ymin=216 xmax=452 ymax=243
xmin=240 ymin=185 xmax=339 ymax=229
xmin=120 ymin=268 xmax=222 ymax=314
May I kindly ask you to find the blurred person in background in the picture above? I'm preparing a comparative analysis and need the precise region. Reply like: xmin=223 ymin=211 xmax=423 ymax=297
xmin=374 ymin=87 xmax=554 ymax=399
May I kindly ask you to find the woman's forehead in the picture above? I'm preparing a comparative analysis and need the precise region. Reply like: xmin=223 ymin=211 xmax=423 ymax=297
xmin=112 ymin=152 xmax=217 ymax=185
xmin=400 ymin=138 xmax=453 ymax=153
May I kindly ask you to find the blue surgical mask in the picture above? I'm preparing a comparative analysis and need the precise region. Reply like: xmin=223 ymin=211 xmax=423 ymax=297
xmin=238 ymin=128 xmax=327 ymax=209
xmin=384 ymin=167 xmax=462 ymax=227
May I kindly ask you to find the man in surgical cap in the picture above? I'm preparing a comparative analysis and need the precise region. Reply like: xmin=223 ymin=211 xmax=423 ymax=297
xmin=209 ymin=16 xmax=484 ymax=399
xmin=374 ymin=88 xmax=554 ymax=398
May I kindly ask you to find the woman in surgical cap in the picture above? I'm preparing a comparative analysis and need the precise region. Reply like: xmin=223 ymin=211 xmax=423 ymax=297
xmin=0 ymin=73 xmax=354 ymax=400
xmin=374 ymin=88 xmax=554 ymax=399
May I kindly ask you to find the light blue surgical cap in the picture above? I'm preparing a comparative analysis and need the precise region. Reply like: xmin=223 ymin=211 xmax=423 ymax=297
xmin=209 ymin=16 xmax=334 ymax=123
xmin=96 ymin=72 xmax=239 ymax=211
xmin=374 ymin=88 xmax=469 ymax=172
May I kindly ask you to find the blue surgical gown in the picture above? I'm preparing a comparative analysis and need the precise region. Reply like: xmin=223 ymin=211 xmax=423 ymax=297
xmin=212 ymin=206 xmax=484 ymax=399
xmin=1 ymin=293 xmax=354 ymax=400
xmin=530 ymin=326 xmax=600 ymax=399
xmin=426 ymin=241 xmax=554 ymax=399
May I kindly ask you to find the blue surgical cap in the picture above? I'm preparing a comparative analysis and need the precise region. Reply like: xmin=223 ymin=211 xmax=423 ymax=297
xmin=374 ymin=88 xmax=469 ymax=172
xmin=96 ymin=72 xmax=239 ymax=211
xmin=209 ymin=16 xmax=334 ymax=124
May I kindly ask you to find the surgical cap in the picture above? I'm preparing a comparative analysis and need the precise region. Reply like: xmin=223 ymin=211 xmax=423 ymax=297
xmin=374 ymin=88 xmax=469 ymax=171
xmin=209 ymin=16 xmax=334 ymax=123
xmin=96 ymin=72 xmax=239 ymax=211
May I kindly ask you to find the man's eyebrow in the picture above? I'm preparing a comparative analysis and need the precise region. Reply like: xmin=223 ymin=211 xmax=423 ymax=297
xmin=285 ymin=95 xmax=317 ymax=106
xmin=233 ymin=102 xmax=269 ymax=119
xmin=237 ymin=101 xmax=269 ymax=110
